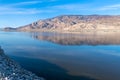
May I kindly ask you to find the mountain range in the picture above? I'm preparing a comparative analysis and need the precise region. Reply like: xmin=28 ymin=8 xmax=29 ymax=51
xmin=4 ymin=15 xmax=120 ymax=32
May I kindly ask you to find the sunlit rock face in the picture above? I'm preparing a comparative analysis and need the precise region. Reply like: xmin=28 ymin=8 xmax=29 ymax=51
xmin=7 ymin=15 xmax=120 ymax=32
xmin=4 ymin=15 xmax=120 ymax=32
xmin=0 ymin=47 xmax=44 ymax=80
xmin=30 ymin=32 xmax=120 ymax=45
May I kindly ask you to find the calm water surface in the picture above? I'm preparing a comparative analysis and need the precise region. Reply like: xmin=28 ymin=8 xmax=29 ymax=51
xmin=0 ymin=31 xmax=120 ymax=80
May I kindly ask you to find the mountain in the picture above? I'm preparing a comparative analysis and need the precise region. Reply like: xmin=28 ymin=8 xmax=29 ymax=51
xmin=4 ymin=15 xmax=120 ymax=32
xmin=4 ymin=27 xmax=16 ymax=31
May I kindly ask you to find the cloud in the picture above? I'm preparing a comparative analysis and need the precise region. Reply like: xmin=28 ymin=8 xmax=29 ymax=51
xmin=0 ymin=7 xmax=53 ymax=15
xmin=0 ymin=1 xmax=98 ymax=15
xmin=9 ymin=0 xmax=57 ymax=6
xmin=98 ymin=4 xmax=120 ymax=10
xmin=0 ymin=0 xmax=55 ymax=15
xmin=1 ymin=1 xmax=42 ymax=8
xmin=51 ymin=3 xmax=91 ymax=11
xmin=10 ymin=1 xmax=42 ymax=6
xmin=0 ymin=9 xmax=37 ymax=15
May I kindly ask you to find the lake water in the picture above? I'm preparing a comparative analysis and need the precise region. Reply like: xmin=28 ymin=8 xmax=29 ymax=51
xmin=0 ymin=31 xmax=120 ymax=80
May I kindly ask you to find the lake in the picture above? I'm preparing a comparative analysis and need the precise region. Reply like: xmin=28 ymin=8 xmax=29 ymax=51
xmin=0 ymin=31 xmax=120 ymax=80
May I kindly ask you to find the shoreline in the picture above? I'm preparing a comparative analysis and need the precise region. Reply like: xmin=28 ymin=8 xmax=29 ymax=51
xmin=3 ymin=29 xmax=120 ymax=34
xmin=0 ymin=47 xmax=45 ymax=80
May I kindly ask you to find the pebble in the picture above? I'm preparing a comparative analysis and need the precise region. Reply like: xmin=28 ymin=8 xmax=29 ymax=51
xmin=0 ymin=47 xmax=45 ymax=80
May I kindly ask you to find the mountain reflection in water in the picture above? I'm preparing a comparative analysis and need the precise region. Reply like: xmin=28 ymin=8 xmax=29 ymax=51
xmin=30 ymin=32 xmax=120 ymax=45
xmin=1 ymin=31 xmax=120 ymax=80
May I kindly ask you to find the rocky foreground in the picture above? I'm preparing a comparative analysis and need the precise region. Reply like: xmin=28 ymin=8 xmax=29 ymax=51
xmin=0 ymin=47 xmax=44 ymax=80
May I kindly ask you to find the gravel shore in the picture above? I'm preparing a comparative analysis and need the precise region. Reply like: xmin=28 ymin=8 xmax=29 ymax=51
xmin=0 ymin=47 xmax=44 ymax=80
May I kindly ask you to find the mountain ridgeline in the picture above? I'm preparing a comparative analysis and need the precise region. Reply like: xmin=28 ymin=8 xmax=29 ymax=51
xmin=4 ymin=15 xmax=120 ymax=32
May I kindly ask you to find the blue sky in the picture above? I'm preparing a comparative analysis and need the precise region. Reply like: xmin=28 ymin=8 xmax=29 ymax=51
xmin=0 ymin=0 xmax=120 ymax=28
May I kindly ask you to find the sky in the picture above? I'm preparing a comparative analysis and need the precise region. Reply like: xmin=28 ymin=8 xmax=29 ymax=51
xmin=0 ymin=0 xmax=120 ymax=28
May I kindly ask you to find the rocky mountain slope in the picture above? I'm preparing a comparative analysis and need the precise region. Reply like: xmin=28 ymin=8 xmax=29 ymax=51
xmin=4 ymin=15 xmax=120 ymax=32
xmin=0 ymin=47 xmax=44 ymax=80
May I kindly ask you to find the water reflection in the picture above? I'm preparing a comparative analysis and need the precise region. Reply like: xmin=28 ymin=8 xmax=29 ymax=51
xmin=1 ymin=31 xmax=120 ymax=80
xmin=30 ymin=32 xmax=120 ymax=45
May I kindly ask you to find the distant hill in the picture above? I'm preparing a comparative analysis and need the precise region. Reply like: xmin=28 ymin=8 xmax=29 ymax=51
xmin=4 ymin=15 xmax=120 ymax=32
xmin=4 ymin=27 xmax=16 ymax=31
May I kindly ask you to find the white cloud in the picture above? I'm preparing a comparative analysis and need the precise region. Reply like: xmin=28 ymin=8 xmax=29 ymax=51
xmin=0 ymin=1 xmax=54 ymax=15
xmin=52 ymin=4 xmax=91 ymax=11
xmin=11 ymin=1 xmax=42 ymax=6
xmin=1 ymin=1 xmax=42 ymax=8
xmin=9 ymin=0 xmax=57 ymax=6
xmin=0 ymin=7 xmax=53 ymax=15
xmin=98 ymin=4 xmax=120 ymax=10
xmin=0 ymin=9 xmax=37 ymax=15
